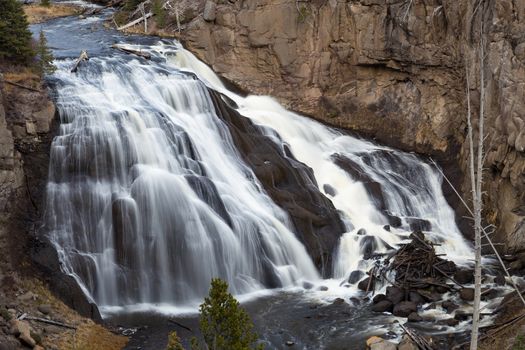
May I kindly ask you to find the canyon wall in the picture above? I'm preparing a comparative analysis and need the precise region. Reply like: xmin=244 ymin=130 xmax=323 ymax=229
xmin=172 ymin=0 xmax=525 ymax=253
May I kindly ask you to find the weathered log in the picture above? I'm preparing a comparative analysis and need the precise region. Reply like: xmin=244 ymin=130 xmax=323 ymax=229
xmin=71 ymin=50 xmax=89 ymax=73
xmin=111 ymin=44 xmax=151 ymax=59
xmin=4 ymin=80 xmax=41 ymax=92
xmin=117 ymin=12 xmax=153 ymax=31
xmin=25 ymin=316 xmax=77 ymax=330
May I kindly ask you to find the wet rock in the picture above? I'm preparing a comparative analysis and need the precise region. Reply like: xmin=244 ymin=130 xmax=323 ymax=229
xmin=348 ymin=270 xmax=364 ymax=284
xmin=407 ymin=312 xmax=423 ymax=322
xmin=357 ymin=277 xmax=374 ymax=291
xmin=392 ymin=301 xmax=417 ymax=317
xmin=442 ymin=300 xmax=459 ymax=313
xmin=460 ymin=288 xmax=475 ymax=301
xmin=445 ymin=318 xmax=459 ymax=326
xmin=509 ymin=260 xmax=523 ymax=272
xmin=37 ymin=304 xmax=51 ymax=315
xmin=481 ymin=288 xmax=499 ymax=301
xmin=454 ymin=311 xmax=471 ymax=321
xmin=383 ymin=225 xmax=390 ymax=232
xmin=323 ymin=184 xmax=337 ymax=196
xmin=371 ymin=300 xmax=393 ymax=313
xmin=409 ymin=291 xmax=425 ymax=306
xmin=318 ymin=286 xmax=329 ymax=291
xmin=357 ymin=228 xmax=366 ymax=235
xmin=386 ymin=286 xmax=404 ymax=304
xmin=332 ymin=298 xmax=345 ymax=305
xmin=454 ymin=269 xmax=474 ymax=284
xmin=372 ymin=294 xmax=387 ymax=304
xmin=360 ymin=236 xmax=378 ymax=260
xmin=407 ymin=218 xmax=431 ymax=231
xmin=285 ymin=340 xmax=294 ymax=346
xmin=385 ymin=214 xmax=402 ymax=228
xmin=494 ymin=275 xmax=506 ymax=286
xmin=302 ymin=281 xmax=314 ymax=290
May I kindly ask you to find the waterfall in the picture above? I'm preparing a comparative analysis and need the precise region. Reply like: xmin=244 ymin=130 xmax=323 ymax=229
xmin=45 ymin=41 xmax=472 ymax=311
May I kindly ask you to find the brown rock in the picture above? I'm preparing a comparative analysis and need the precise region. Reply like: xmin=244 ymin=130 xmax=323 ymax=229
xmin=460 ymin=288 xmax=475 ymax=301
xmin=393 ymin=301 xmax=417 ymax=317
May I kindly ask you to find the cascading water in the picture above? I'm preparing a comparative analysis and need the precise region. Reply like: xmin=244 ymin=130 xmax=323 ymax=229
xmin=169 ymin=48 xmax=473 ymax=280
xmin=46 ymin=56 xmax=319 ymax=308
xmin=41 ymin=14 xmax=473 ymax=315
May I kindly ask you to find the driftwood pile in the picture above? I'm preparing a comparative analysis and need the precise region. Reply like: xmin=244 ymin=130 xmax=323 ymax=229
xmin=385 ymin=231 xmax=460 ymax=290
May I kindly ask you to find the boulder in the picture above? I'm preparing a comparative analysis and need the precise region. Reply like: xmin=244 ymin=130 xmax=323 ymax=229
xmin=318 ymin=286 xmax=329 ymax=291
xmin=386 ymin=286 xmax=404 ymax=304
xmin=358 ymin=277 xmax=374 ymax=291
xmin=371 ymin=300 xmax=393 ymax=313
xmin=370 ymin=338 xmax=397 ymax=350
xmin=398 ymin=335 xmax=418 ymax=350
xmin=407 ymin=312 xmax=422 ymax=322
xmin=445 ymin=318 xmax=459 ymax=326
xmin=332 ymin=298 xmax=346 ymax=305
xmin=348 ymin=270 xmax=365 ymax=284
xmin=454 ymin=269 xmax=474 ymax=284
xmin=302 ymin=281 xmax=314 ymax=289
xmin=442 ymin=300 xmax=459 ymax=313
xmin=454 ymin=311 xmax=471 ymax=321
xmin=323 ymin=184 xmax=337 ymax=196
xmin=37 ymin=304 xmax=52 ymax=315
xmin=393 ymin=301 xmax=417 ymax=317
xmin=408 ymin=291 xmax=425 ymax=305
xmin=203 ymin=1 xmax=216 ymax=22
xmin=460 ymin=288 xmax=475 ymax=301
xmin=372 ymin=294 xmax=387 ymax=304
xmin=494 ymin=275 xmax=506 ymax=286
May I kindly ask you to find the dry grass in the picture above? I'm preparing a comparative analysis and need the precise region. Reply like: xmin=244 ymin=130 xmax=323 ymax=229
xmin=23 ymin=4 xmax=81 ymax=24
xmin=21 ymin=280 xmax=128 ymax=350
xmin=3 ymin=69 xmax=41 ymax=90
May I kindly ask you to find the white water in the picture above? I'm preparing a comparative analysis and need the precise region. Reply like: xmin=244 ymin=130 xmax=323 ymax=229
xmin=169 ymin=47 xmax=473 ymax=277
xmin=45 ymin=40 xmax=473 ymax=311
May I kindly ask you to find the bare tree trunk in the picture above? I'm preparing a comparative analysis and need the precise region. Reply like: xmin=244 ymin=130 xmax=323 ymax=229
xmin=470 ymin=11 xmax=485 ymax=350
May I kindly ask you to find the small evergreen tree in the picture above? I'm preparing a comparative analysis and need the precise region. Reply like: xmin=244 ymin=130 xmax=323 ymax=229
xmin=35 ymin=30 xmax=55 ymax=76
xmin=166 ymin=331 xmax=185 ymax=350
xmin=152 ymin=0 xmax=167 ymax=28
xmin=41 ymin=0 xmax=51 ymax=7
xmin=193 ymin=278 xmax=263 ymax=350
xmin=0 ymin=0 xmax=34 ymax=65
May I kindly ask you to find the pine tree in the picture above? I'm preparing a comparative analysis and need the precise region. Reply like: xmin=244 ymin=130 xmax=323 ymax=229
xmin=0 ymin=0 xmax=34 ymax=65
xmin=152 ymin=0 xmax=167 ymax=28
xmin=35 ymin=30 xmax=55 ymax=76
xmin=193 ymin=279 xmax=263 ymax=350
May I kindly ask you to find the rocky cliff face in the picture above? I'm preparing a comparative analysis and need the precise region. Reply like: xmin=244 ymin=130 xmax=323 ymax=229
xmin=0 ymin=72 xmax=102 ymax=324
xmin=171 ymin=0 xmax=525 ymax=253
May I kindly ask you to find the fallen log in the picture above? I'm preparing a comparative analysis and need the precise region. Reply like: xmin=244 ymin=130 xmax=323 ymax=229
xmin=4 ymin=80 xmax=41 ymax=92
xmin=71 ymin=50 xmax=89 ymax=73
xmin=25 ymin=315 xmax=77 ymax=330
xmin=111 ymin=44 xmax=151 ymax=59
xmin=117 ymin=12 xmax=153 ymax=31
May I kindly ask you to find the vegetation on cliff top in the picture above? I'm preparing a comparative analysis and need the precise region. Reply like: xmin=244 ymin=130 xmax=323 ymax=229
xmin=0 ymin=0 xmax=34 ymax=65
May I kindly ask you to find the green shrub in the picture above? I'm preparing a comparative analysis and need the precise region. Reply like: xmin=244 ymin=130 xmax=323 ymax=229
xmin=0 ymin=0 xmax=34 ymax=65
xmin=513 ymin=335 xmax=525 ymax=350
xmin=41 ymin=0 xmax=51 ymax=7
xmin=192 ymin=278 xmax=263 ymax=350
